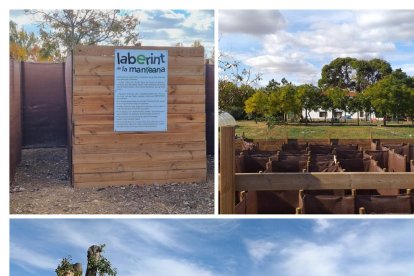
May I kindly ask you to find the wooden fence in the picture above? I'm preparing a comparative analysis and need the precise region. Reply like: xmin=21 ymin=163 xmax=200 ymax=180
xmin=21 ymin=62 xmax=67 ymax=147
xmin=219 ymin=126 xmax=414 ymax=214
xmin=71 ymin=45 xmax=207 ymax=188
xmin=9 ymin=60 xmax=22 ymax=181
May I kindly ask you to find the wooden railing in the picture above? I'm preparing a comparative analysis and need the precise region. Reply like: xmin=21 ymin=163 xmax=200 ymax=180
xmin=219 ymin=126 xmax=414 ymax=214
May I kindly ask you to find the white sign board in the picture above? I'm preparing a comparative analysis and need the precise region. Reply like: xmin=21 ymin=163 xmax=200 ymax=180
xmin=114 ymin=49 xmax=168 ymax=132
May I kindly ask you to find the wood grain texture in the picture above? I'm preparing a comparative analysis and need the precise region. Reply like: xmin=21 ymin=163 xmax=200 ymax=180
xmin=74 ymin=45 xmax=204 ymax=57
xmin=74 ymin=75 xmax=204 ymax=86
xmin=73 ymin=159 xmax=206 ymax=173
xmin=219 ymin=126 xmax=236 ymax=214
xmin=74 ymin=177 xmax=205 ymax=189
xmin=75 ymin=64 xmax=205 ymax=76
xmin=73 ymin=94 xmax=205 ymax=105
xmin=74 ymin=123 xmax=205 ymax=135
xmin=235 ymin=172 xmax=414 ymax=191
xmin=72 ymin=46 xmax=207 ymax=186
xmin=73 ymin=113 xmax=205 ymax=125
xmin=74 ymin=132 xmax=205 ymax=145
xmin=73 ymin=84 xmax=204 ymax=96
xmin=73 ymin=103 xmax=205 ymax=115
xmin=74 ymin=55 xmax=204 ymax=67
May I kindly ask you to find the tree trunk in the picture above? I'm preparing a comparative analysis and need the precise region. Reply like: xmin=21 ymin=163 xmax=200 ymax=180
xmin=308 ymin=110 xmax=312 ymax=122
xmin=305 ymin=108 xmax=308 ymax=126
xmin=357 ymin=112 xmax=360 ymax=126
xmin=86 ymin=245 xmax=102 ymax=276
xmin=383 ymin=115 xmax=387 ymax=126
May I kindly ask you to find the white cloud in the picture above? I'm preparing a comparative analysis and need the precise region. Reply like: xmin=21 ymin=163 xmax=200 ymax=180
xmin=181 ymin=10 xmax=214 ymax=32
xmin=246 ymin=54 xmax=317 ymax=74
xmin=129 ymin=10 xmax=154 ymax=22
xmin=400 ymin=63 xmax=414 ymax=75
xmin=161 ymin=10 xmax=185 ymax=20
xmin=10 ymin=242 xmax=57 ymax=271
xmin=219 ymin=10 xmax=286 ymax=35
xmin=244 ymin=239 xmax=278 ymax=263
xmin=131 ymin=257 xmax=218 ymax=276
xmin=120 ymin=220 xmax=188 ymax=251
xmin=157 ymin=28 xmax=187 ymax=40
xmin=220 ymin=10 xmax=414 ymax=85
xmin=313 ymin=219 xmax=333 ymax=233
xmin=179 ymin=220 xmax=240 ymax=235
xmin=280 ymin=241 xmax=342 ymax=276
xmin=275 ymin=221 xmax=414 ymax=276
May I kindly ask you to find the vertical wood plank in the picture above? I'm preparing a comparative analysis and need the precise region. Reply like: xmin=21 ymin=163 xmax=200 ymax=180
xmin=220 ymin=126 xmax=235 ymax=214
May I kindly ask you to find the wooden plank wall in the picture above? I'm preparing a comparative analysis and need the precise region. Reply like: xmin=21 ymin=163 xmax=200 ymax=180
xmin=205 ymin=63 xmax=215 ymax=155
xmin=9 ymin=60 xmax=22 ymax=181
xmin=22 ymin=62 xmax=67 ymax=147
xmin=72 ymin=45 xmax=206 ymax=188
xmin=235 ymin=139 xmax=414 ymax=152
xmin=65 ymin=55 xmax=73 ymax=177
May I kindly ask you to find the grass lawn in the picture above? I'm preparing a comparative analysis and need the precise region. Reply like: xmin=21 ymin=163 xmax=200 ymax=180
xmin=236 ymin=120 xmax=414 ymax=139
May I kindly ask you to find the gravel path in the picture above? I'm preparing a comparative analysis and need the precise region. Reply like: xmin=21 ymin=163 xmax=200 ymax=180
xmin=10 ymin=148 xmax=214 ymax=214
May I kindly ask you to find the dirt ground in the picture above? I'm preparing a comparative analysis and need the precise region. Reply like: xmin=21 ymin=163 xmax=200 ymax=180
xmin=10 ymin=148 xmax=215 ymax=214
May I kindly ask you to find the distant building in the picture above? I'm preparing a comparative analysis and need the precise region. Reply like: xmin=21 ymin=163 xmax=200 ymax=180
xmin=301 ymin=91 xmax=380 ymax=122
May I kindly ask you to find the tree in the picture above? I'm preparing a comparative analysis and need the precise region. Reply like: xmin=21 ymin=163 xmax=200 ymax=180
xmin=296 ymin=84 xmax=321 ymax=125
xmin=326 ymin=87 xmax=347 ymax=125
xmin=264 ymin=79 xmax=280 ymax=92
xmin=354 ymin=58 xmax=392 ymax=92
xmin=277 ymin=84 xmax=300 ymax=122
xmin=219 ymin=80 xmax=255 ymax=119
xmin=219 ymin=54 xmax=262 ymax=87
xmin=320 ymin=94 xmax=332 ymax=123
xmin=86 ymin=245 xmax=116 ymax=276
xmin=364 ymin=69 xmax=414 ymax=126
xmin=56 ymin=256 xmax=82 ymax=276
xmin=55 ymin=244 xmax=117 ymax=276
xmin=318 ymin=57 xmax=357 ymax=91
xmin=244 ymin=90 xmax=269 ymax=122
xmin=26 ymin=9 xmax=140 ymax=59
xmin=319 ymin=57 xmax=392 ymax=92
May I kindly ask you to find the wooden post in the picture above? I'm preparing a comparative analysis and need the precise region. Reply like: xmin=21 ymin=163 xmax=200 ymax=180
xmin=220 ymin=126 xmax=235 ymax=214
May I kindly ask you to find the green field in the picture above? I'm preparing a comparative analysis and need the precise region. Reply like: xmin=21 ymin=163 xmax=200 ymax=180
xmin=235 ymin=120 xmax=414 ymax=139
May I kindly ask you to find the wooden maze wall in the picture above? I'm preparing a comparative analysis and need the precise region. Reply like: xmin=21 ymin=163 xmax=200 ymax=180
xmin=9 ymin=60 xmax=22 ymax=180
xmin=72 ymin=45 xmax=206 ymax=188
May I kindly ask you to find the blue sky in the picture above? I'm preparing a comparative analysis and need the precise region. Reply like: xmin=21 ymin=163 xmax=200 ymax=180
xmin=9 ymin=9 xmax=214 ymax=58
xmin=10 ymin=219 xmax=414 ymax=276
xmin=219 ymin=10 xmax=414 ymax=86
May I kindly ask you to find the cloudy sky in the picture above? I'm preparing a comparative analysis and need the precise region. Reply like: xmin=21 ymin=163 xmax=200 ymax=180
xmin=219 ymin=10 xmax=414 ymax=86
xmin=10 ymin=219 xmax=414 ymax=276
xmin=9 ymin=10 xmax=214 ymax=58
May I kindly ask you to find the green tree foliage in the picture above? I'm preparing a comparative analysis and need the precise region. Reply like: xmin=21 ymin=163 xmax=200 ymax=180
xmin=319 ymin=57 xmax=357 ymax=90
xmin=219 ymin=80 xmax=255 ymax=119
xmin=9 ymin=20 xmax=58 ymax=61
xmin=364 ymin=69 xmax=414 ymax=126
xmin=277 ymin=84 xmax=301 ymax=122
xmin=244 ymin=90 xmax=269 ymax=122
xmin=354 ymin=58 xmax=392 ymax=92
xmin=56 ymin=244 xmax=116 ymax=276
xmin=296 ymin=84 xmax=321 ymax=124
xmin=264 ymin=78 xmax=281 ymax=92
xmin=25 ymin=9 xmax=140 ymax=59
xmin=326 ymin=87 xmax=347 ymax=124
xmin=319 ymin=57 xmax=392 ymax=92
xmin=86 ymin=244 xmax=117 ymax=276
xmin=55 ymin=256 xmax=82 ymax=276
